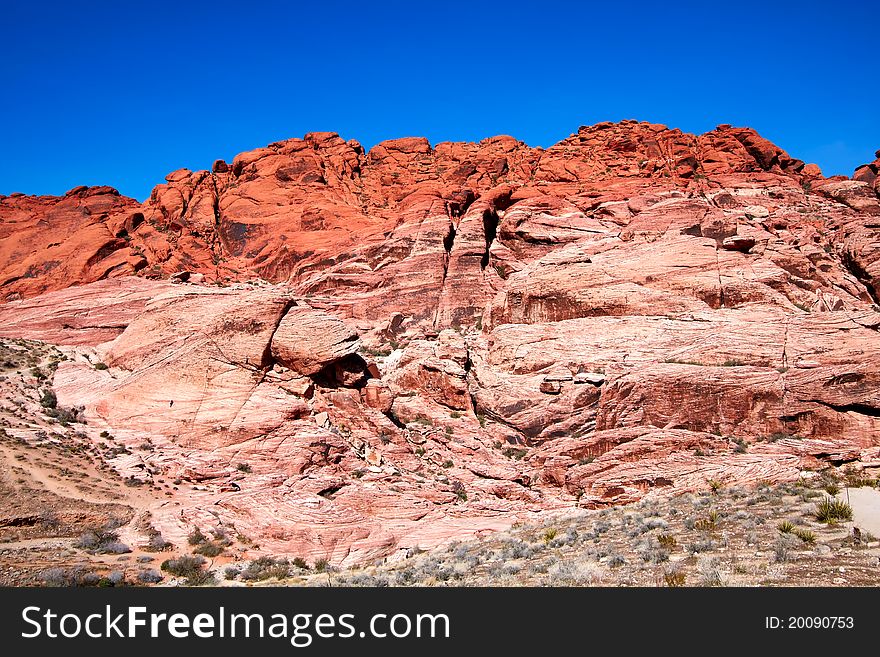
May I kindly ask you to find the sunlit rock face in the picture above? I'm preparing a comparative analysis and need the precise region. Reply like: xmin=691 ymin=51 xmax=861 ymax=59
xmin=1 ymin=121 xmax=879 ymax=564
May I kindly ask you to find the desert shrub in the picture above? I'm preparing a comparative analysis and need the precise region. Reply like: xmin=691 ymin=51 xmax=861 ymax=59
xmin=502 ymin=447 xmax=527 ymax=460
xmin=161 ymin=555 xmax=206 ymax=578
xmin=773 ymin=534 xmax=802 ymax=563
xmin=187 ymin=528 xmax=207 ymax=545
xmin=99 ymin=571 xmax=125 ymax=587
xmin=638 ymin=546 xmax=669 ymax=564
xmin=185 ymin=570 xmax=217 ymax=586
xmin=291 ymin=557 xmax=309 ymax=569
xmin=39 ymin=567 xmax=101 ymax=587
xmin=137 ymin=569 xmax=163 ymax=584
xmin=224 ymin=566 xmax=240 ymax=580
xmin=194 ymin=541 xmax=224 ymax=557
xmin=313 ymin=558 xmax=329 ymax=572
xmin=75 ymin=527 xmax=129 ymax=554
xmin=241 ymin=557 xmax=291 ymax=581
xmin=145 ymin=533 xmax=171 ymax=552
xmin=606 ymin=554 xmax=626 ymax=568
xmin=236 ymin=462 xmax=252 ymax=473
xmin=843 ymin=467 xmax=876 ymax=488
xmin=697 ymin=557 xmax=724 ymax=587
xmin=40 ymin=389 xmax=57 ymax=409
xmin=643 ymin=517 xmax=668 ymax=530
xmin=688 ymin=538 xmax=717 ymax=554
xmin=815 ymin=497 xmax=853 ymax=523
xmin=93 ymin=362 xmax=108 ymax=370
xmin=46 ymin=405 xmax=85 ymax=425
xmin=822 ymin=482 xmax=840 ymax=496
xmin=103 ymin=541 xmax=132 ymax=554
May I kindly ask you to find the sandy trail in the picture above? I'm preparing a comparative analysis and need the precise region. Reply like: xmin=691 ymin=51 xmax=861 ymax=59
xmin=842 ymin=487 xmax=880 ymax=538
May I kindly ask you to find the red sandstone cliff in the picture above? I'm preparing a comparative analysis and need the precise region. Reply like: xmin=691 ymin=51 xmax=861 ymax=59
xmin=1 ymin=121 xmax=878 ymax=563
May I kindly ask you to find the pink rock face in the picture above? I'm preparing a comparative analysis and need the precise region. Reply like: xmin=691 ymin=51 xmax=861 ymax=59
xmin=270 ymin=306 xmax=361 ymax=376
xmin=1 ymin=121 xmax=880 ymax=564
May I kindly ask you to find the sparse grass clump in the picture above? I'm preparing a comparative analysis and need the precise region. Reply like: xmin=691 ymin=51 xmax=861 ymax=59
xmin=792 ymin=528 xmax=816 ymax=545
xmin=657 ymin=533 xmax=677 ymax=549
xmin=502 ymin=447 xmax=527 ymax=460
xmin=664 ymin=569 xmax=686 ymax=587
xmin=777 ymin=520 xmax=795 ymax=534
xmin=541 ymin=528 xmax=558 ymax=544
xmin=823 ymin=482 xmax=841 ymax=496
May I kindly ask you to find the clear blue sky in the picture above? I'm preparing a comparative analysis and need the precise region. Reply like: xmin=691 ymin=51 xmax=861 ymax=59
xmin=1 ymin=0 xmax=877 ymax=201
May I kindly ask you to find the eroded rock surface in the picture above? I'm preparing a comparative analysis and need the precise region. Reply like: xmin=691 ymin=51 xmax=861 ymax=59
xmin=1 ymin=121 xmax=879 ymax=564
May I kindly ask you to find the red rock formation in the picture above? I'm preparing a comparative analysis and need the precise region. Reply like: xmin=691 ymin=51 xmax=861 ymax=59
xmin=1 ymin=121 xmax=879 ymax=563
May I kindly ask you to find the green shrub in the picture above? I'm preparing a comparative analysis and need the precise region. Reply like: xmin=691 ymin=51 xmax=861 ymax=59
xmin=777 ymin=520 xmax=795 ymax=534
xmin=93 ymin=362 xmax=109 ymax=370
xmin=40 ymin=390 xmax=57 ymax=409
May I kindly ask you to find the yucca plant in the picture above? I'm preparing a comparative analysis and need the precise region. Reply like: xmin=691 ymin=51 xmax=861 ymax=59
xmin=815 ymin=496 xmax=853 ymax=523
xmin=792 ymin=528 xmax=816 ymax=545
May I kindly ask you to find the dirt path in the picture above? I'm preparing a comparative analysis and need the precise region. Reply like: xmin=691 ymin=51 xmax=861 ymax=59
xmin=843 ymin=487 xmax=880 ymax=538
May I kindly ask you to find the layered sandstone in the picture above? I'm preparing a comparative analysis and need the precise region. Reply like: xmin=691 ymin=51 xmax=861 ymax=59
xmin=1 ymin=120 xmax=879 ymax=564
